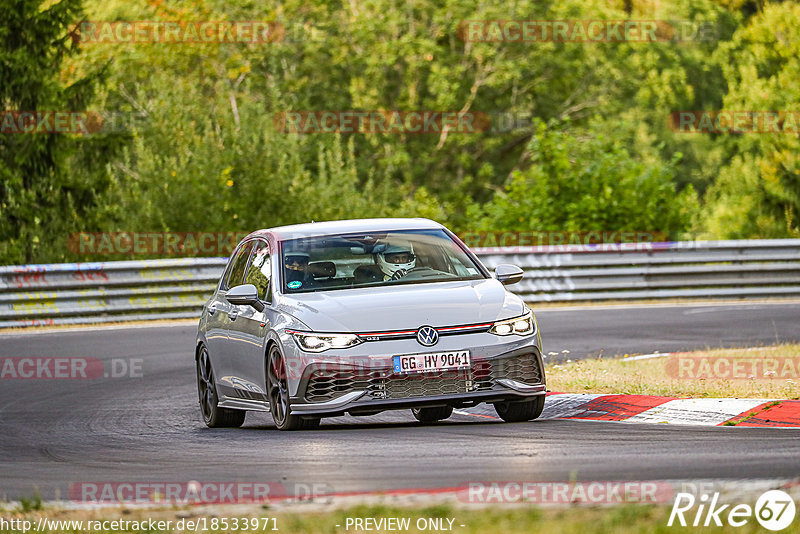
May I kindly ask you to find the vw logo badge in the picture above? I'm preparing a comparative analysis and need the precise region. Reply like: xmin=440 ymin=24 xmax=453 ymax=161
xmin=416 ymin=325 xmax=438 ymax=346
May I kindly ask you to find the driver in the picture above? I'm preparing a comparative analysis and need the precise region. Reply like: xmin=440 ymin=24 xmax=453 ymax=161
xmin=284 ymin=251 xmax=310 ymax=285
xmin=377 ymin=244 xmax=416 ymax=280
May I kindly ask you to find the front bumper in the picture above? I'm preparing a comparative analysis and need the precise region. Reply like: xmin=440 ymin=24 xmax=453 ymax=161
xmin=289 ymin=346 xmax=545 ymax=416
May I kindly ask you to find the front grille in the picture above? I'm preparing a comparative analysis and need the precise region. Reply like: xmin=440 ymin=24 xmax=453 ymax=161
xmin=304 ymin=369 xmax=373 ymax=402
xmin=379 ymin=369 xmax=475 ymax=399
xmin=302 ymin=351 xmax=541 ymax=403
xmin=493 ymin=352 xmax=542 ymax=384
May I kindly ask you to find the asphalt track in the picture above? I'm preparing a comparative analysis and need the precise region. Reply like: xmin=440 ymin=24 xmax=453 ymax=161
xmin=1 ymin=301 xmax=799 ymax=501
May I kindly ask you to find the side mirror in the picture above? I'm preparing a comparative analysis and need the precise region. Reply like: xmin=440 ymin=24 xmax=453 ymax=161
xmin=495 ymin=264 xmax=524 ymax=286
xmin=226 ymin=284 xmax=265 ymax=312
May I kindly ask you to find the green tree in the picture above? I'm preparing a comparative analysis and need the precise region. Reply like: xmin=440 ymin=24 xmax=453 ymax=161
xmin=701 ymin=2 xmax=800 ymax=238
xmin=470 ymin=121 xmax=697 ymax=238
xmin=5 ymin=0 xmax=777 ymax=263
xmin=65 ymin=0 xmax=443 ymax=258
xmin=0 ymin=0 xmax=122 ymax=264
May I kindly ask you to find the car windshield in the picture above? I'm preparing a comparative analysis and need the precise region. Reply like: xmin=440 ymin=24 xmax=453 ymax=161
xmin=280 ymin=229 xmax=485 ymax=293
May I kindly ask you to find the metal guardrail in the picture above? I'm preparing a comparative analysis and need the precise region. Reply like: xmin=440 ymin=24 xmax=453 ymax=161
xmin=0 ymin=239 xmax=798 ymax=328
xmin=0 ymin=258 xmax=227 ymax=328
xmin=476 ymin=239 xmax=800 ymax=302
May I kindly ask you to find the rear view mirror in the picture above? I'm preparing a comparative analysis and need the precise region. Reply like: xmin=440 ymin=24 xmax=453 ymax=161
xmin=226 ymin=284 xmax=265 ymax=311
xmin=494 ymin=264 xmax=524 ymax=285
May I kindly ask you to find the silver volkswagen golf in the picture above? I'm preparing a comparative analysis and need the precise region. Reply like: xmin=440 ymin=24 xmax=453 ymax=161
xmin=195 ymin=218 xmax=546 ymax=430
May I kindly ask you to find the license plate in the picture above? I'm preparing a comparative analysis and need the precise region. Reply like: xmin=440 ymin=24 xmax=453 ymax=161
xmin=392 ymin=351 xmax=471 ymax=374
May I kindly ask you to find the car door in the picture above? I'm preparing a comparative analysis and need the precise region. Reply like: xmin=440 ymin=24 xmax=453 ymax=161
xmin=210 ymin=240 xmax=255 ymax=396
xmin=225 ymin=238 xmax=274 ymax=401
xmin=205 ymin=251 xmax=238 ymax=376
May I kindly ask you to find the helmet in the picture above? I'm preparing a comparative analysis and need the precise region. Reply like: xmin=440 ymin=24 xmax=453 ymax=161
xmin=376 ymin=243 xmax=416 ymax=280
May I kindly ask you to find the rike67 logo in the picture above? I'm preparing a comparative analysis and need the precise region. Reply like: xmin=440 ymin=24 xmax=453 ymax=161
xmin=669 ymin=490 xmax=796 ymax=531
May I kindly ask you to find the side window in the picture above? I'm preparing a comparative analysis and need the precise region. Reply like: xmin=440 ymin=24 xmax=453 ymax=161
xmin=244 ymin=240 xmax=272 ymax=302
xmin=224 ymin=241 xmax=254 ymax=290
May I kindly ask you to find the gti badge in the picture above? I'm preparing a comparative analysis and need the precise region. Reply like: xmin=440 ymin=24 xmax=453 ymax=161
xmin=416 ymin=325 xmax=438 ymax=346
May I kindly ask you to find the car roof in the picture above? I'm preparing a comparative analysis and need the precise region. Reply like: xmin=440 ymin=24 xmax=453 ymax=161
xmin=251 ymin=218 xmax=445 ymax=241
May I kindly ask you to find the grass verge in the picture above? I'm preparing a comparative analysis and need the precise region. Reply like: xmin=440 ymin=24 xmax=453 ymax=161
xmin=545 ymin=344 xmax=800 ymax=398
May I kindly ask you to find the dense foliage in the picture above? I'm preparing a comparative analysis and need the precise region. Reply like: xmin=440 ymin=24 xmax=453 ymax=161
xmin=0 ymin=0 xmax=797 ymax=263
xmin=0 ymin=0 xmax=124 ymax=263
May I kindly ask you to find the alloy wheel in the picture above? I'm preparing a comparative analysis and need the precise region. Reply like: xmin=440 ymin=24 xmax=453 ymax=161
xmin=197 ymin=347 xmax=216 ymax=422
xmin=268 ymin=347 xmax=289 ymax=426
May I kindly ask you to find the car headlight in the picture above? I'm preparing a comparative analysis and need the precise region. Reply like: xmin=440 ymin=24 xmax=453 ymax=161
xmin=489 ymin=311 xmax=535 ymax=336
xmin=285 ymin=330 xmax=363 ymax=352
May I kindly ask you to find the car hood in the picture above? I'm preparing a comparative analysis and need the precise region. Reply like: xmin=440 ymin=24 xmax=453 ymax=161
xmin=276 ymin=279 xmax=525 ymax=332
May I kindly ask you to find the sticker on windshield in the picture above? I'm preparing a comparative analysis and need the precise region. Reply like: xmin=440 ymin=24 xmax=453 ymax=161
xmin=287 ymin=281 xmax=302 ymax=289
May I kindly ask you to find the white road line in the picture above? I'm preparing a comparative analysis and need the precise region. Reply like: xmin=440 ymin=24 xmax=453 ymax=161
xmin=453 ymin=409 xmax=499 ymax=420
xmin=540 ymin=393 xmax=608 ymax=419
xmin=623 ymin=352 xmax=672 ymax=361
xmin=624 ymin=398 xmax=769 ymax=426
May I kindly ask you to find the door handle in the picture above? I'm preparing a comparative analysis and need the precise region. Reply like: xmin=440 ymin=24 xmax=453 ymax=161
xmin=208 ymin=304 xmax=217 ymax=315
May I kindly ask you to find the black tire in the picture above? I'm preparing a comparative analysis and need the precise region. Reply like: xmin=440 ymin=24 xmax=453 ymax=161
xmin=494 ymin=395 xmax=545 ymax=423
xmin=412 ymin=406 xmax=454 ymax=423
xmin=196 ymin=345 xmax=246 ymax=428
xmin=267 ymin=345 xmax=320 ymax=430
